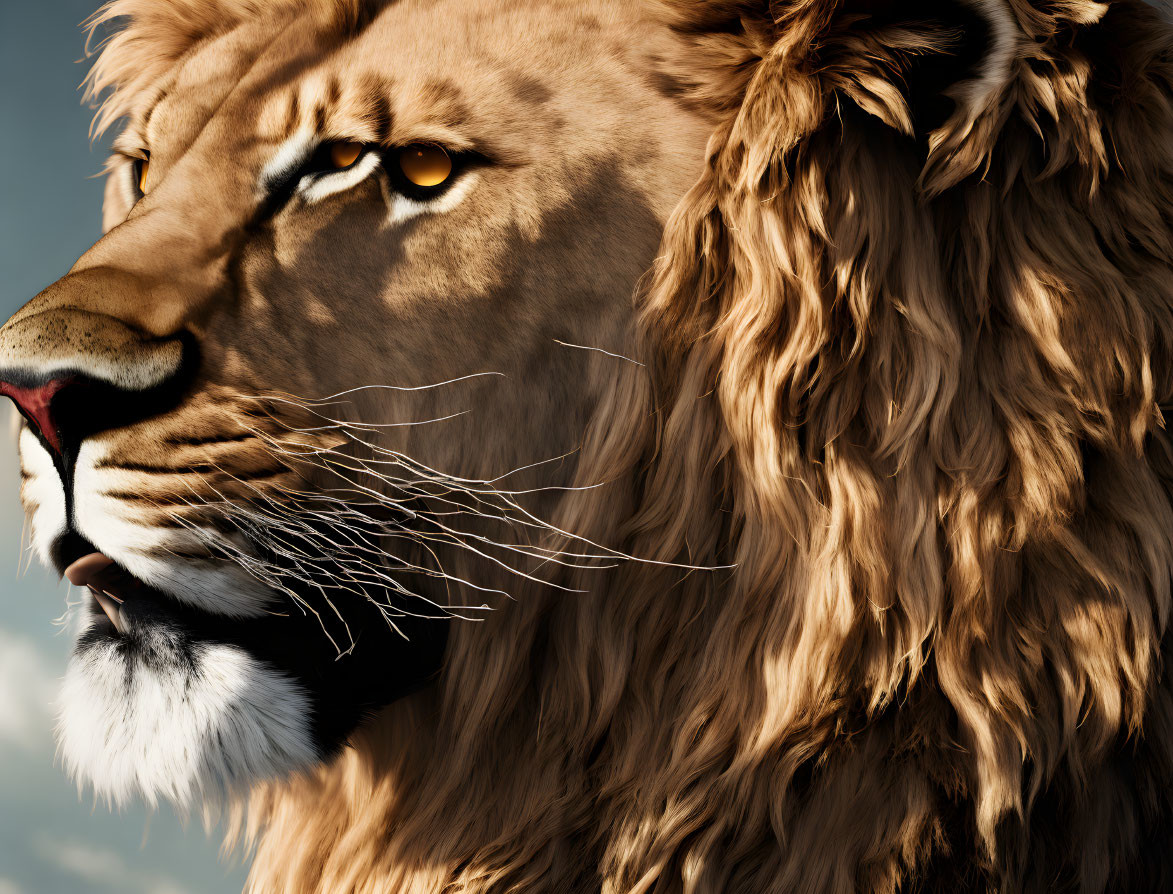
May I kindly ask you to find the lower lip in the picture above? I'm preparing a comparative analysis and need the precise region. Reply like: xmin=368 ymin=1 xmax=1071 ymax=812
xmin=64 ymin=551 xmax=215 ymax=641
xmin=66 ymin=552 xmax=129 ymax=634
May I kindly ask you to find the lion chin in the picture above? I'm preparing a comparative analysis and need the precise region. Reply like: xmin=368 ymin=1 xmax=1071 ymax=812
xmin=3 ymin=0 xmax=1173 ymax=892
xmin=57 ymin=609 xmax=316 ymax=809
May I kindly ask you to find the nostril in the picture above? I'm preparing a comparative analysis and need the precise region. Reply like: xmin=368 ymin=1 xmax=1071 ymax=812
xmin=0 ymin=376 xmax=76 ymax=455
xmin=0 ymin=325 xmax=199 ymax=460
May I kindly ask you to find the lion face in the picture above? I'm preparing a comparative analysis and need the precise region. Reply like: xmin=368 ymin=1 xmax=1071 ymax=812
xmin=0 ymin=0 xmax=708 ymax=807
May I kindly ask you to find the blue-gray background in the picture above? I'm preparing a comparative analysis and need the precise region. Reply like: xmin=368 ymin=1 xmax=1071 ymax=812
xmin=0 ymin=3 xmax=248 ymax=892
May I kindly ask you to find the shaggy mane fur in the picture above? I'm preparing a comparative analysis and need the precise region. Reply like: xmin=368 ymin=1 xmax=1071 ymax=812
xmin=84 ymin=1 xmax=1173 ymax=891
xmin=83 ymin=0 xmax=378 ymax=136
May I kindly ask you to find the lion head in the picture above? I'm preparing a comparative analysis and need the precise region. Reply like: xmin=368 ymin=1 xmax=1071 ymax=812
xmin=4 ymin=0 xmax=1173 ymax=891
xmin=1 ymin=0 xmax=711 ymax=809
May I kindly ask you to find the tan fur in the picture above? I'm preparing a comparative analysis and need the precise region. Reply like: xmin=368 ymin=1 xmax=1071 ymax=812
xmin=22 ymin=0 xmax=1173 ymax=890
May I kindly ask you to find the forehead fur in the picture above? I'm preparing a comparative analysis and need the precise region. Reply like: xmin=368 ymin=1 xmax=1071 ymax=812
xmin=84 ymin=0 xmax=381 ymax=137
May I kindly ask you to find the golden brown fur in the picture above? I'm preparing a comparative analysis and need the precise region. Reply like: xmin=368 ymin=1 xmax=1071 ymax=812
xmin=35 ymin=0 xmax=1173 ymax=890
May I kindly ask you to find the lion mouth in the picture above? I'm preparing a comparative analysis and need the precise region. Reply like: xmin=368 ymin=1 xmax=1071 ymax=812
xmin=65 ymin=552 xmax=134 ymax=634
xmin=62 ymin=549 xmax=226 ymax=639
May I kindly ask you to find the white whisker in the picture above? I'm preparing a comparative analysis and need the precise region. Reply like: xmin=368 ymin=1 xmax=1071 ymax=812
xmin=552 ymin=338 xmax=646 ymax=367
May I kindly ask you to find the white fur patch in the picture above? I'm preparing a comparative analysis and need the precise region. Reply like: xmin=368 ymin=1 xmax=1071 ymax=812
xmin=258 ymin=130 xmax=318 ymax=198
xmin=19 ymin=427 xmax=66 ymax=565
xmin=57 ymin=625 xmax=317 ymax=809
xmin=301 ymin=151 xmax=382 ymax=204
xmin=383 ymin=171 xmax=479 ymax=227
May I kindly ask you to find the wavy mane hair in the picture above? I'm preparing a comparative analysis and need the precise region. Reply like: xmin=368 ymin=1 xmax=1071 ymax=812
xmin=84 ymin=0 xmax=1173 ymax=890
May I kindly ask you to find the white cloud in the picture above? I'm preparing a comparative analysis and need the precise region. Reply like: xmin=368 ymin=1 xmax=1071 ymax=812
xmin=0 ymin=627 xmax=57 ymax=752
xmin=0 ymin=878 xmax=26 ymax=894
xmin=35 ymin=837 xmax=193 ymax=894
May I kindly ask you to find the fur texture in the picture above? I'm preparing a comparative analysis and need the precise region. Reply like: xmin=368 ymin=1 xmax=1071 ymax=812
xmin=59 ymin=633 xmax=317 ymax=808
xmin=243 ymin=2 xmax=1173 ymax=891
xmin=38 ymin=0 xmax=1173 ymax=890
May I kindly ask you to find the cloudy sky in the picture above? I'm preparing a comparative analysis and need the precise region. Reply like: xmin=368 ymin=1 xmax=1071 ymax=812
xmin=0 ymin=3 xmax=248 ymax=891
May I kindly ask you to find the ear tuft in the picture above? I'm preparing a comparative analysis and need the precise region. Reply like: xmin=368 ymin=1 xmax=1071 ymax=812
xmin=658 ymin=0 xmax=1114 ymax=192
xmin=947 ymin=1 xmax=1020 ymax=121
xmin=658 ymin=0 xmax=1022 ymax=127
xmin=919 ymin=0 xmax=1110 ymax=193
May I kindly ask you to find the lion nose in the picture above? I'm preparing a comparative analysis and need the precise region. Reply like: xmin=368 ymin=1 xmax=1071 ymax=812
xmin=0 ymin=376 xmax=76 ymax=455
xmin=0 ymin=365 xmax=193 ymax=459
xmin=0 ymin=307 xmax=192 ymax=459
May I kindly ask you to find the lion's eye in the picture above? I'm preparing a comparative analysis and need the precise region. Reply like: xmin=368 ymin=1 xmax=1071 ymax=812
xmin=329 ymin=141 xmax=363 ymax=169
xmin=135 ymin=154 xmax=150 ymax=195
xmin=397 ymin=144 xmax=452 ymax=188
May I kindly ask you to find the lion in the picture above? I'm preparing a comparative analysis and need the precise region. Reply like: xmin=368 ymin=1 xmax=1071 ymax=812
xmin=1 ymin=0 xmax=1171 ymax=890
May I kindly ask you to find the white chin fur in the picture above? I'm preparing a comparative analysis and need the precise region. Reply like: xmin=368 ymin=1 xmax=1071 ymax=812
xmin=57 ymin=623 xmax=318 ymax=809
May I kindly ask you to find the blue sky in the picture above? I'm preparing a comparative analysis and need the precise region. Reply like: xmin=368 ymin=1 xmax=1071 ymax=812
xmin=0 ymin=3 xmax=248 ymax=891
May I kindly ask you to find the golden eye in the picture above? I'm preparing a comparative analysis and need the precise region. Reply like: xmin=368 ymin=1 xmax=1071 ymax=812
xmin=137 ymin=157 xmax=150 ymax=194
xmin=330 ymin=141 xmax=363 ymax=169
xmin=398 ymin=143 xmax=452 ymax=187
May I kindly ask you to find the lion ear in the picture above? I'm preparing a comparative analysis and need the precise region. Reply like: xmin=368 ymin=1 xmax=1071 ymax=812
xmin=658 ymin=0 xmax=1026 ymax=123
xmin=657 ymin=0 xmax=1102 ymax=188
xmin=838 ymin=0 xmax=1024 ymax=136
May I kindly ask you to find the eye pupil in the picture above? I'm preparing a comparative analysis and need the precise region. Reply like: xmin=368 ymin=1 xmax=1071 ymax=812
xmin=330 ymin=142 xmax=363 ymax=169
xmin=399 ymin=144 xmax=452 ymax=188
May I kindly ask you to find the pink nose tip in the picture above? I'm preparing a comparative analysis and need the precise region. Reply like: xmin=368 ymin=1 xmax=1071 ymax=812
xmin=0 ymin=377 xmax=73 ymax=454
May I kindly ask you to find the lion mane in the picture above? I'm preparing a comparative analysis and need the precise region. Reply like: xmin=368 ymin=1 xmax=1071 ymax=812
xmin=77 ymin=0 xmax=1173 ymax=891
